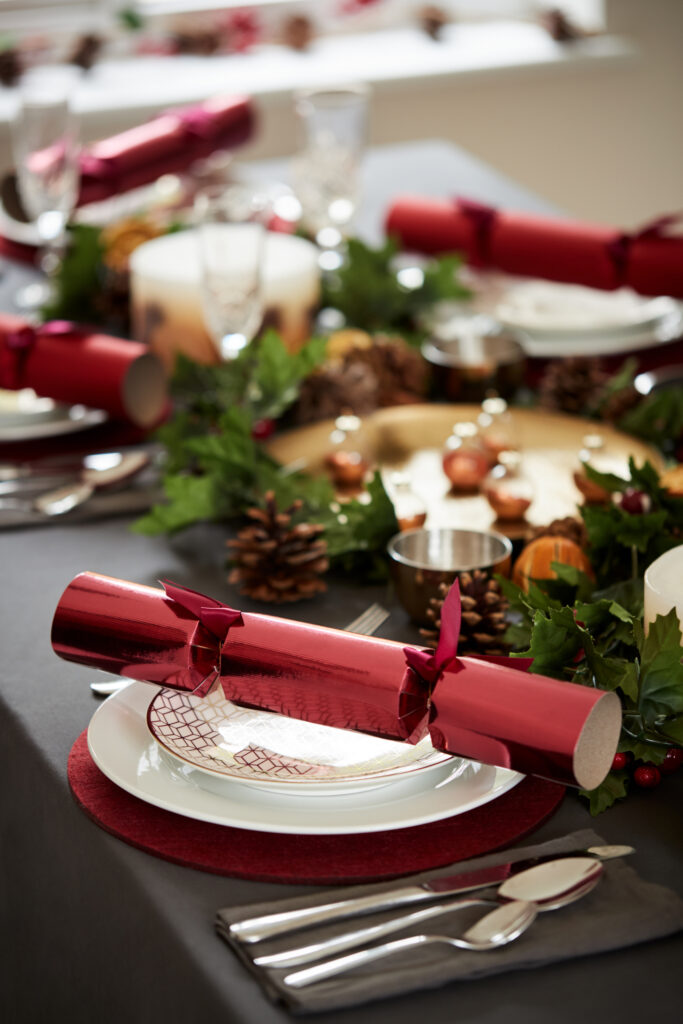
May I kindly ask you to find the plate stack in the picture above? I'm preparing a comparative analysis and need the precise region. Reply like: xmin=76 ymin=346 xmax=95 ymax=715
xmin=494 ymin=281 xmax=683 ymax=357
xmin=88 ymin=681 xmax=522 ymax=836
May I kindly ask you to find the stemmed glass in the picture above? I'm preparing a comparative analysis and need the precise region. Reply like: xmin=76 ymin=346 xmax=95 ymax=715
xmin=290 ymin=85 xmax=368 ymax=270
xmin=10 ymin=65 xmax=81 ymax=310
xmin=194 ymin=184 xmax=268 ymax=361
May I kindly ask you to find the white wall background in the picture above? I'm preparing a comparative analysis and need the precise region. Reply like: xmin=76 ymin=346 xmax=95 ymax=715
xmin=0 ymin=0 xmax=680 ymax=227
xmin=241 ymin=0 xmax=682 ymax=226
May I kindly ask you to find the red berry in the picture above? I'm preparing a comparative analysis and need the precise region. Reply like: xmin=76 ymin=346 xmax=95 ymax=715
xmin=659 ymin=747 xmax=683 ymax=775
xmin=251 ymin=418 xmax=276 ymax=440
xmin=633 ymin=764 xmax=661 ymax=788
xmin=619 ymin=488 xmax=651 ymax=515
xmin=612 ymin=752 xmax=629 ymax=770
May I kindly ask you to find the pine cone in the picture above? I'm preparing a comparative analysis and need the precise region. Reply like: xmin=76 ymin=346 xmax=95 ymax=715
xmin=0 ymin=48 xmax=21 ymax=86
xmin=344 ymin=335 xmax=428 ymax=407
xmin=173 ymin=30 xmax=222 ymax=55
xmin=419 ymin=6 xmax=448 ymax=40
xmin=293 ymin=361 xmax=378 ymax=425
xmin=600 ymin=385 xmax=642 ymax=424
xmin=539 ymin=357 xmax=608 ymax=416
xmin=539 ymin=8 xmax=585 ymax=42
xmin=68 ymin=33 xmax=103 ymax=70
xmin=281 ymin=15 xmax=314 ymax=50
xmin=419 ymin=574 xmax=510 ymax=656
xmin=531 ymin=516 xmax=588 ymax=549
xmin=227 ymin=491 xmax=328 ymax=603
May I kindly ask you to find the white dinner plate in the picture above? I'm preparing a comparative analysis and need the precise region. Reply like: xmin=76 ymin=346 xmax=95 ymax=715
xmin=514 ymin=313 xmax=683 ymax=357
xmin=87 ymin=682 xmax=523 ymax=835
xmin=147 ymin=683 xmax=453 ymax=796
xmin=495 ymin=282 xmax=678 ymax=334
xmin=493 ymin=280 xmax=683 ymax=357
xmin=0 ymin=390 xmax=107 ymax=441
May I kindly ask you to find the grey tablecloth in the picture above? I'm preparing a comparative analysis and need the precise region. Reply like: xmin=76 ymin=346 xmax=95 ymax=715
xmin=1 ymin=143 xmax=681 ymax=1024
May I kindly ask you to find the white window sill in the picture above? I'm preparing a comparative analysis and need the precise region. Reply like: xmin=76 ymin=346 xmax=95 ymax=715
xmin=0 ymin=20 xmax=635 ymax=125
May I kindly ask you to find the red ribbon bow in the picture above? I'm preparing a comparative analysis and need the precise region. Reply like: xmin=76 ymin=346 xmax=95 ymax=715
xmin=403 ymin=581 xmax=462 ymax=693
xmin=607 ymin=211 xmax=683 ymax=281
xmin=456 ymin=197 xmax=497 ymax=266
xmin=0 ymin=320 xmax=78 ymax=390
xmin=162 ymin=580 xmax=244 ymax=697
xmin=172 ymin=105 xmax=216 ymax=142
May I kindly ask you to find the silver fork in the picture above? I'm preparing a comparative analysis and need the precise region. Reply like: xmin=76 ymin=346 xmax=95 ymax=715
xmin=342 ymin=603 xmax=390 ymax=637
xmin=90 ymin=602 xmax=390 ymax=696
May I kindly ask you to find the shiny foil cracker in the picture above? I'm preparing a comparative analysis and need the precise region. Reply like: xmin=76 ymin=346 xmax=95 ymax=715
xmin=52 ymin=572 xmax=621 ymax=789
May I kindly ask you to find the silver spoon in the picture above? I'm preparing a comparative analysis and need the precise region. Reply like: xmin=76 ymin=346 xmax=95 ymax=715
xmin=256 ymin=859 xmax=602 ymax=970
xmin=282 ymin=899 xmax=538 ymax=989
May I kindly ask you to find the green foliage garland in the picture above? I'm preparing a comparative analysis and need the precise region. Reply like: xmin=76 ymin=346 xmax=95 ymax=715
xmin=134 ymin=331 xmax=399 ymax=574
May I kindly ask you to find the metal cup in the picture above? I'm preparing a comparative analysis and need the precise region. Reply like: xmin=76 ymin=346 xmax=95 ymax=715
xmin=387 ymin=527 xmax=512 ymax=625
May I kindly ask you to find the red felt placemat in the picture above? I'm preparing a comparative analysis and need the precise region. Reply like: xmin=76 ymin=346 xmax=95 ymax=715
xmin=67 ymin=730 xmax=564 ymax=884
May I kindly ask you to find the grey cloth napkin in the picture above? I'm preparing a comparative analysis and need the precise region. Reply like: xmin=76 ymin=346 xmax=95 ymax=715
xmin=215 ymin=829 xmax=683 ymax=1013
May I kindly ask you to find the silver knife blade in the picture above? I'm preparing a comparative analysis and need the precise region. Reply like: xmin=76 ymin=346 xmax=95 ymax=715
xmin=228 ymin=844 xmax=633 ymax=944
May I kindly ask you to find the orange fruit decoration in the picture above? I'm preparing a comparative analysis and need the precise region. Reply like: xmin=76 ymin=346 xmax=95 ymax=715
xmin=512 ymin=535 xmax=594 ymax=592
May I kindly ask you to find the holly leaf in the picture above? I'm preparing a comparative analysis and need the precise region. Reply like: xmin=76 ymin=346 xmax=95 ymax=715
xmin=495 ymin=574 xmax=530 ymax=613
xmin=170 ymin=331 xmax=327 ymax=426
xmin=627 ymin=457 xmax=665 ymax=496
xmin=541 ymin=563 xmax=596 ymax=604
xmin=581 ymin=462 xmax=629 ymax=494
xmin=593 ymin=578 xmax=644 ymax=618
xmin=132 ymin=474 xmax=219 ymax=535
xmin=574 ymin=598 xmax=636 ymax=649
xmin=321 ymin=237 xmax=469 ymax=333
xmin=519 ymin=606 xmax=582 ymax=678
xmin=579 ymin=771 xmax=629 ymax=815
xmin=617 ymin=736 xmax=668 ymax=764
xmin=638 ymin=608 xmax=683 ymax=725
xmin=318 ymin=472 xmax=398 ymax=561
xmin=657 ymin=717 xmax=683 ymax=745
xmin=41 ymin=224 xmax=104 ymax=323
xmin=117 ymin=7 xmax=145 ymax=30
xmin=620 ymin=389 xmax=683 ymax=452
xmin=249 ymin=330 xmax=328 ymax=420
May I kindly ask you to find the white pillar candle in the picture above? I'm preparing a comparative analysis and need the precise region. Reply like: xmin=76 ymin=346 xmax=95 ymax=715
xmin=129 ymin=230 xmax=320 ymax=367
xmin=644 ymin=544 xmax=683 ymax=638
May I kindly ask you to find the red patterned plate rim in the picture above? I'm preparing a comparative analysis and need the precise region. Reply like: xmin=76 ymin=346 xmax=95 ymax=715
xmin=146 ymin=683 xmax=454 ymax=795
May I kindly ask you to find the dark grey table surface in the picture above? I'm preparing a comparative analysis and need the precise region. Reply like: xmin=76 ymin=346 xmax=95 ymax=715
xmin=1 ymin=141 xmax=680 ymax=1023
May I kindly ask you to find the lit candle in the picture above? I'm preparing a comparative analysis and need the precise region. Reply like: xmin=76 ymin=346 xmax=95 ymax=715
xmin=130 ymin=230 xmax=320 ymax=367
xmin=644 ymin=544 xmax=683 ymax=638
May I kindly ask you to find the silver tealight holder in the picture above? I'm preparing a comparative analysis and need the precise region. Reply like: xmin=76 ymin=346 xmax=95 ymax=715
xmin=387 ymin=527 xmax=512 ymax=625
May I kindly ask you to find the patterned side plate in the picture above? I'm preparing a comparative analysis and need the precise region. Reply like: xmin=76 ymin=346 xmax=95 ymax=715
xmin=147 ymin=683 xmax=454 ymax=796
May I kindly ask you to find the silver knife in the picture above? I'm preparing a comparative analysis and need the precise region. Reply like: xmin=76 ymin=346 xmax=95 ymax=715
xmin=228 ymin=844 xmax=633 ymax=944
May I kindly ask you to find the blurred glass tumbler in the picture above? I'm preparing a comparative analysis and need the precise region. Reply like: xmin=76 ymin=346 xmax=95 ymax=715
xmin=291 ymin=85 xmax=368 ymax=244
xmin=387 ymin=528 xmax=513 ymax=625
xmin=421 ymin=331 xmax=525 ymax=403
xmin=10 ymin=64 xmax=80 ymax=308
xmin=195 ymin=184 xmax=267 ymax=360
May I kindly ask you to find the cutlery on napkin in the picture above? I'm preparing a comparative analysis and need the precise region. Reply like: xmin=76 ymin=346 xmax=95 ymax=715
xmin=216 ymin=829 xmax=683 ymax=1013
xmin=228 ymin=844 xmax=634 ymax=944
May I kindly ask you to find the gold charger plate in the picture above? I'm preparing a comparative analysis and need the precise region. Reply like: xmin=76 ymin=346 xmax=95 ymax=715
xmin=266 ymin=404 xmax=664 ymax=540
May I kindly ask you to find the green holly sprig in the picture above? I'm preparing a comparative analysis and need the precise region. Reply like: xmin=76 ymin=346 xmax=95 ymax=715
xmin=499 ymin=565 xmax=683 ymax=813
xmin=134 ymin=330 xmax=398 ymax=575
xmin=579 ymin=457 xmax=683 ymax=585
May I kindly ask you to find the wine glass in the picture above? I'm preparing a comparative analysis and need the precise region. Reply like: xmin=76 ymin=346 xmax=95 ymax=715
xmin=195 ymin=184 xmax=268 ymax=361
xmin=10 ymin=64 xmax=81 ymax=310
xmin=290 ymin=85 xmax=368 ymax=269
